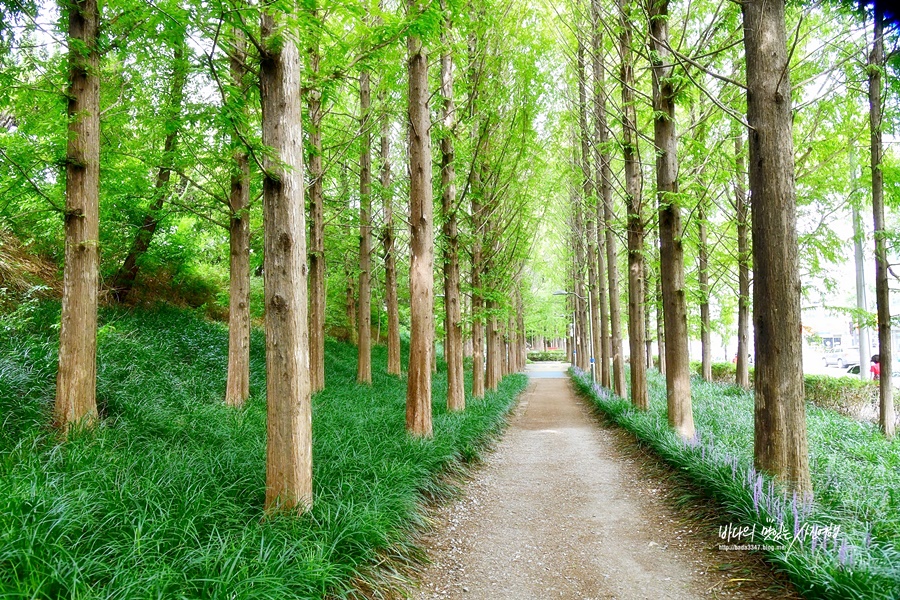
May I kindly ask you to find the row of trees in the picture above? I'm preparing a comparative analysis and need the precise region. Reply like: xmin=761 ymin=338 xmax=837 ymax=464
xmin=2 ymin=0 xmax=548 ymax=513
xmin=557 ymin=0 xmax=899 ymax=496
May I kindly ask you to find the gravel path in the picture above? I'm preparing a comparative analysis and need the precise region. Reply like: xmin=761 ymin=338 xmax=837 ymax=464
xmin=412 ymin=366 xmax=799 ymax=600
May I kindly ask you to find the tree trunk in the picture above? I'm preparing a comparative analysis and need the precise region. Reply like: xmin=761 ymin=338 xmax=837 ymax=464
xmin=578 ymin=39 xmax=601 ymax=383
xmin=743 ymin=0 xmax=811 ymax=495
xmin=649 ymin=0 xmax=693 ymax=438
xmin=869 ymin=4 xmax=894 ymax=438
xmin=379 ymin=91 xmax=401 ymax=377
xmin=619 ymin=0 xmax=647 ymax=409
xmin=345 ymin=264 xmax=358 ymax=345
xmin=699 ymin=201 xmax=711 ymax=382
xmin=440 ymin=8 xmax=464 ymax=411
xmin=734 ymin=127 xmax=751 ymax=389
xmin=406 ymin=11 xmax=434 ymax=437
xmin=55 ymin=0 xmax=100 ymax=432
xmin=655 ymin=269 xmax=664 ymax=374
xmin=851 ymin=142 xmax=871 ymax=380
xmin=357 ymin=68 xmax=373 ymax=384
xmin=306 ymin=14 xmax=326 ymax=392
xmin=591 ymin=0 xmax=625 ymax=395
xmin=486 ymin=303 xmax=501 ymax=390
xmin=225 ymin=24 xmax=251 ymax=408
xmin=260 ymin=8 xmax=312 ymax=512
xmin=110 ymin=32 xmax=187 ymax=303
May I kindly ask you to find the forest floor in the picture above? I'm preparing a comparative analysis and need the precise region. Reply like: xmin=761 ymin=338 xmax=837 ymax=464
xmin=411 ymin=364 xmax=802 ymax=600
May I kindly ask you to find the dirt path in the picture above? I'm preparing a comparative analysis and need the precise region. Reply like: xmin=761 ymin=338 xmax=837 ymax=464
xmin=412 ymin=366 xmax=799 ymax=600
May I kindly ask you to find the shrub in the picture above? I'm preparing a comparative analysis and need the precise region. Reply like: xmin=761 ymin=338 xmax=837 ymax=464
xmin=527 ymin=350 xmax=566 ymax=362
xmin=804 ymin=375 xmax=877 ymax=422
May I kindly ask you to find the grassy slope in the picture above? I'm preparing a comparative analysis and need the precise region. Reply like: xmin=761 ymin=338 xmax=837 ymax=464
xmin=571 ymin=367 xmax=900 ymax=600
xmin=0 ymin=303 xmax=527 ymax=599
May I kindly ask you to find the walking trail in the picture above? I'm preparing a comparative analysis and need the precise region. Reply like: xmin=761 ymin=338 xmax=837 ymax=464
xmin=413 ymin=364 xmax=799 ymax=600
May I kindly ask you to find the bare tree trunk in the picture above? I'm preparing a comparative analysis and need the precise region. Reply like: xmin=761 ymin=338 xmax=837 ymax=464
xmin=486 ymin=303 xmax=501 ymax=390
xmin=110 ymin=32 xmax=188 ymax=303
xmin=345 ymin=264 xmax=357 ymax=345
xmin=306 ymin=12 xmax=326 ymax=392
xmin=618 ymin=0 xmax=647 ymax=409
xmin=260 ymin=8 xmax=312 ymax=512
xmin=656 ymin=275 xmax=665 ymax=375
xmin=869 ymin=4 xmax=894 ymax=438
xmin=379 ymin=92 xmax=401 ymax=377
xmin=357 ymin=68 xmax=373 ymax=384
xmin=55 ymin=0 xmax=100 ymax=431
xmin=734 ymin=128 xmax=751 ymax=389
xmin=743 ymin=0 xmax=811 ymax=495
xmin=591 ymin=0 xmax=625 ymax=395
xmin=225 ymin=24 xmax=251 ymax=408
xmin=699 ymin=201 xmax=711 ymax=382
xmin=578 ymin=39 xmax=601 ymax=383
xmin=851 ymin=145 xmax=871 ymax=381
xmin=440 ymin=5 xmax=464 ymax=411
xmin=649 ymin=0 xmax=693 ymax=438
xmin=406 ymin=9 xmax=434 ymax=437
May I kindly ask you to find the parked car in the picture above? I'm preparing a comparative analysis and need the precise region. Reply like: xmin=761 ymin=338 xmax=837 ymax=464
xmin=823 ymin=347 xmax=860 ymax=369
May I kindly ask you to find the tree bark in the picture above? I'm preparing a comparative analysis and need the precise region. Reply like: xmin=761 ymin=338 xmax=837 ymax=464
xmin=306 ymin=10 xmax=326 ymax=392
xmin=649 ymin=0 xmax=693 ymax=438
xmin=379 ymin=91 xmax=401 ymax=377
xmin=743 ymin=0 xmax=811 ymax=494
xmin=260 ymin=8 xmax=312 ymax=512
xmin=357 ymin=68 xmax=373 ymax=384
xmin=591 ymin=0 xmax=625 ymax=395
xmin=225 ymin=22 xmax=251 ymax=408
xmin=440 ymin=6 xmax=464 ymax=411
xmin=578 ymin=39 xmax=601 ymax=383
xmin=55 ymin=0 xmax=100 ymax=431
xmin=406 ymin=6 xmax=434 ymax=437
xmin=869 ymin=4 xmax=894 ymax=438
xmin=110 ymin=31 xmax=188 ymax=303
xmin=699 ymin=201 xmax=711 ymax=382
xmin=618 ymin=0 xmax=647 ymax=409
xmin=734 ymin=127 xmax=751 ymax=389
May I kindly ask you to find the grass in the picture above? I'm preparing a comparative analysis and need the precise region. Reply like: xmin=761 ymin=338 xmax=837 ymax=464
xmin=571 ymin=367 xmax=900 ymax=600
xmin=0 ymin=302 xmax=527 ymax=599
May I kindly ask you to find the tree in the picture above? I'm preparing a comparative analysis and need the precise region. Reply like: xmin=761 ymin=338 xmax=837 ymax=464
xmin=406 ymin=0 xmax=434 ymax=437
xmin=357 ymin=60 xmax=373 ymax=384
xmin=260 ymin=4 xmax=312 ymax=511
xmin=648 ymin=0 xmax=693 ymax=438
xmin=440 ymin=0 xmax=464 ymax=411
xmin=55 ymin=0 xmax=100 ymax=431
xmin=379 ymin=82 xmax=402 ymax=377
xmin=734 ymin=126 xmax=751 ymax=390
xmin=742 ymin=0 xmax=811 ymax=495
xmin=618 ymin=0 xmax=647 ymax=409
xmin=869 ymin=3 xmax=894 ymax=438
xmin=224 ymin=13 xmax=251 ymax=408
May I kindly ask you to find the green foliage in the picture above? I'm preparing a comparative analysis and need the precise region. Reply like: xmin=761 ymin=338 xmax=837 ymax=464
xmin=572 ymin=367 xmax=900 ymax=599
xmin=526 ymin=350 xmax=565 ymax=362
xmin=0 ymin=304 xmax=527 ymax=598
xmin=803 ymin=375 xmax=877 ymax=421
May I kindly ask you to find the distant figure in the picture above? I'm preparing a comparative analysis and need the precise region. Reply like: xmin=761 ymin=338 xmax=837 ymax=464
xmin=871 ymin=354 xmax=881 ymax=380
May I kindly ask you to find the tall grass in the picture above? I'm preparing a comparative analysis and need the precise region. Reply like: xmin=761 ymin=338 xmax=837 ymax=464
xmin=571 ymin=367 xmax=900 ymax=600
xmin=0 ymin=303 xmax=526 ymax=599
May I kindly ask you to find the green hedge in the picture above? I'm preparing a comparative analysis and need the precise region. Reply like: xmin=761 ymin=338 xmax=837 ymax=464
xmin=527 ymin=350 xmax=566 ymax=362
xmin=804 ymin=375 xmax=877 ymax=422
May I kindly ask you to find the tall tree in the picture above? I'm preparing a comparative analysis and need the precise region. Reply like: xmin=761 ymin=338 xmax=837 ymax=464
xmin=440 ymin=0 xmax=464 ymax=411
xmin=648 ymin=0 xmax=693 ymax=438
xmin=357 ymin=63 xmax=373 ymax=384
xmin=260 ymin=4 xmax=312 ymax=511
xmin=306 ymin=2 xmax=326 ymax=393
xmin=618 ymin=0 xmax=647 ymax=409
xmin=406 ymin=0 xmax=434 ymax=437
xmin=869 ymin=3 xmax=894 ymax=438
xmin=379 ymin=85 xmax=402 ymax=376
xmin=742 ymin=0 xmax=811 ymax=494
xmin=224 ymin=16 xmax=251 ymax=408
xmin=592 ymin=0 xmax=625 ymax=395
xmin=734 ymin=127 xmax=751 ymax=389
xmin=55 ymin=0 xmax=100 ymax=431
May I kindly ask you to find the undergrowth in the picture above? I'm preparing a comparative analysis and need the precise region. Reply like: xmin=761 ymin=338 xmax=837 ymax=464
xmin=571 ymin=367 xmax=900 ymax=600
xmin=0 ymin=303 xmax=527 ymax=599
